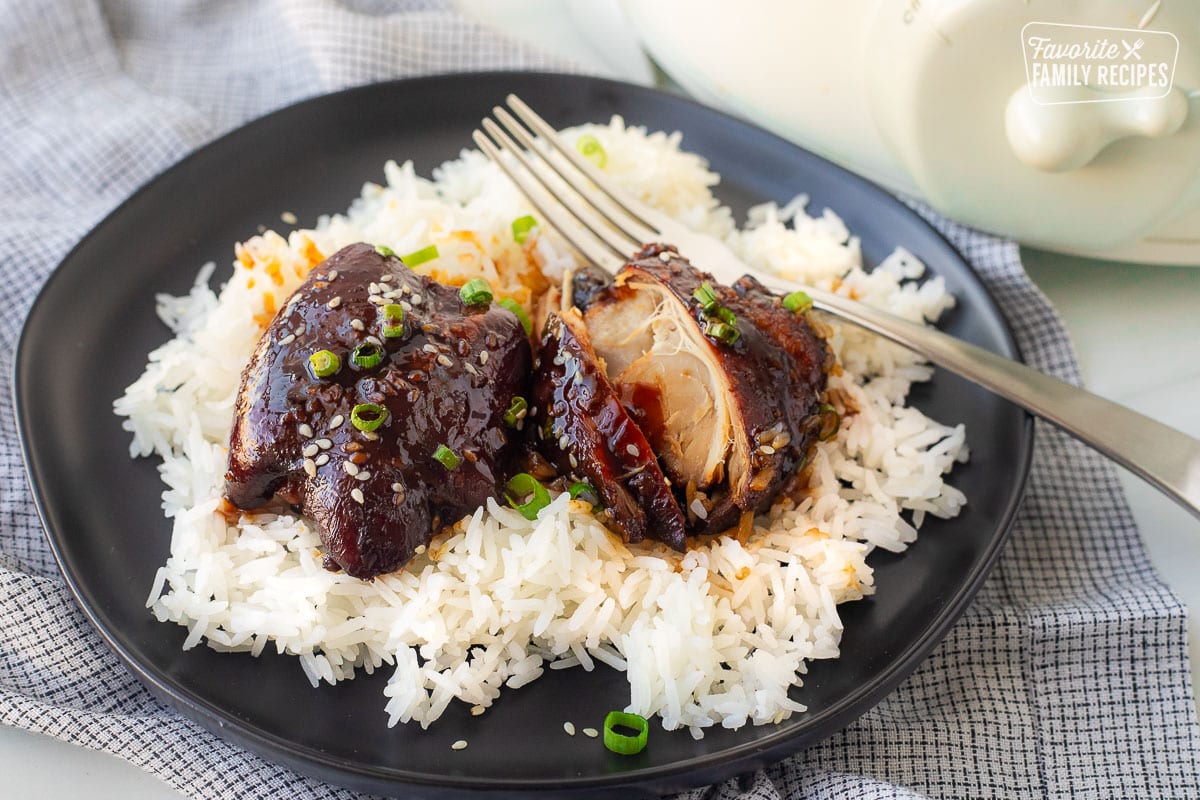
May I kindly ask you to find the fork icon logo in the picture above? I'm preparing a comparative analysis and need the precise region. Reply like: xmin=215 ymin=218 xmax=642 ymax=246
xmin=1122 ymin=38 xmax=1145 ymax=60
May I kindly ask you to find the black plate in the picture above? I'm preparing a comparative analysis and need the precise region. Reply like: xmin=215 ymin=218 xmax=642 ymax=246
xmin=15 ymin=72 xmax=1032 ymax=797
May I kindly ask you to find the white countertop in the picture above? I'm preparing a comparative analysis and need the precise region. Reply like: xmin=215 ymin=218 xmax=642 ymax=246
xmin=5 ymin=4 xmax=1198 ymax=796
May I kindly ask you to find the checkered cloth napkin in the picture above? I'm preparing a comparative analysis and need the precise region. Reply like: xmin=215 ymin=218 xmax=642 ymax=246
xmin=2 ymin=1 xmax=1197 ymax=797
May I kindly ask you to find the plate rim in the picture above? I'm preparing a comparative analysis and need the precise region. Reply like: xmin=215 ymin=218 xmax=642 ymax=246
xmin=14 ymin=70 xmax=1035 ymax=794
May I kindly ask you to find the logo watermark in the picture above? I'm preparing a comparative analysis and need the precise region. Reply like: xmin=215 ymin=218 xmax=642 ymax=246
xmin=1021 ymin=22 xmax=1178 ymax=105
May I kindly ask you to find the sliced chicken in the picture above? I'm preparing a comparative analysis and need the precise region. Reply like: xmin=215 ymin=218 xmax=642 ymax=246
xmin=583 ymin=244 xmax=829 ymax=533
xmin=530 ymin=308 xmax=687 ymax=550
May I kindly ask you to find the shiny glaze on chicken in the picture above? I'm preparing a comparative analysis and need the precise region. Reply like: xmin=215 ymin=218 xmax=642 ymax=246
xmin=224 ymin=243 xmax=530 ymax=579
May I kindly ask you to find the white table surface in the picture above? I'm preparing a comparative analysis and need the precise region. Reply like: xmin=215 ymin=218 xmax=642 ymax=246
xmin=5 ymin=3 xmax=1199 ymax=796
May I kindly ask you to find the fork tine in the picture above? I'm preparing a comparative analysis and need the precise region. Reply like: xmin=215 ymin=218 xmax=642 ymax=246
xmin=491 ymin=106 xmax=658 ymax=247
xmin=479 ymin=118 xmax=640 ymax=260
xmin=505 ymin=94 xmax=670 ymax=237
xmin=471 ymin=129 xmax=623 ymax=274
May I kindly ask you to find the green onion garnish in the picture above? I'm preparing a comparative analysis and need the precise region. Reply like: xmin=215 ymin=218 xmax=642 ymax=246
xmin=350 ymin=402 xmax=387 ymax=432
xmin=381 ymin=303 xmax=405 ymax=338
xmin=603 ymin=711 xmax=648 ymax=755
xmin=575 ymin=134 xmax=607 ymax=169
xmin=432 ymin=444 xmax=460 ymax=470
xmin=511 ymin=215 xmax=538 ymax=244
xmin=713 ymin=306 xmax=737 ymax=326
xmin=783 ymin=290 xmax=813 ymax=314
xmin=497 ymin=298 xmax=532 ymax=336
xmin=459 ymin=278 xmax=493 ymax=307
xmin=505 ymin=473 xmax=551 ymax=520
xmin=692 ymin=282 xmax=718 ymax=312
xmin=568 ymin=481 xmax=600 ymax=507
xmin=308 ymin=349 xmax=340 ymax=378
xmin=817 ymin=403 xmax=841 ymax=441
xmin=400 ymin=244 xmax=439 ymax=267
xmin=502 ymin=396 xmax=528 ymax=427
xmin=350 ymin=341 xmax=383 ymax=369
xmin=375 ymin=244 xmax=396 ymax=258
xmin=704 ymin=320 xmax=740 ymax=345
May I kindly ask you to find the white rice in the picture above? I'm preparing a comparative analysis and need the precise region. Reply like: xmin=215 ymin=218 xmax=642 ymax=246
xmin=115 ymin=117 xmax=968 ymax=738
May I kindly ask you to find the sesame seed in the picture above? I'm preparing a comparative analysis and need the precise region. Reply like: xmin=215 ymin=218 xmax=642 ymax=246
xmin=295 ymin=325 xmax=306 ymax=336
xmin=558 ymin=434 xmax=569 ymax=450
xmin=279 ymin=333 xmax=296 ymax=346
xmin=422 ymin=344 xmax=439 ymax=354
xmin=479 ymin=351 xmax=489 ymax=365
xmin=303 ymin=458 xmax=317 ymax=477
xmin=281 ymin=211 xmax=298 ymax=225
xmin=327 ymin=269 xmax=338 ymax=280
xmin=326 ymin=296 xmax=342 ymax=309
xmin=402 ymin=301 xmax=413 ymax=312
xmin=351 ymin=487 xmax=365 ymax=504
xmin=365 ymin=335 xmax=382 ymax=346
xmin=451 ymin=740 xmax=467 ymax=751
xmin=378 ymin=282 xmax=392 ymax=293
xmin=314 ymin=454 xmax=330 ymax=466
xmin=659 ymin=250 xmax=673 ymax=262
xmin=391 ymin=482 xmax=404 ymax=493
xmin=350 ymin=319 xmax=365 ymax=331
xmin=379 ymin=274 xmax=392 ymax=282
xmin=690 ymin=498 xmax=709 ymax=520
xmin=302 ymin=444 xmax=319 ymax=458
xmin=563 ymin=722 xmax=576 ymax=736
xmin=470 ymin=705 xmax=484 ymax=716
xmin=464 ymin=363 xmax=479 ymax=377
xmin=368 ymin=282 xmax=380 ymax=294
xmin=414 ymin=544 xmax=426 ymax=554
xmin=568 ymin=453 xmax=578 ymax=468
xmin=410 ymin=293 xmax=423 ymax=305
xmin=626 ymin=444 xmax=640 ymax=457
xmin=315 ymin=438 xmax=332 ymax=450
xmin=298 ymin=423 xmax=314 ymax=439
xmin=329 ymin=414 xmax=345 ymax=429
xmin=582 ymin=727 xmax=599 ymax=738
xmin=355 ymin=472 xmax=370 ymax=482
xmin=759 ymin=445 xmax=776 ymax=455
xmin=362 ymin=431 xmax=379 ymax=441
xmin=436 ymin=355 xmax=453 ymax=367
xmin=343 ymin=462 xmax=360 ymax=476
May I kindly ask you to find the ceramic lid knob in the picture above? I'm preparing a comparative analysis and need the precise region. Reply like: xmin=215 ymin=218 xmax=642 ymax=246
xmin=1004 ymin=86 xmax=1189 ymax=173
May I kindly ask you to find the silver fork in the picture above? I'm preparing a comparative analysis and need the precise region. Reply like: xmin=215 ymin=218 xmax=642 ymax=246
xmin=473 ymin=94 xmax=1200 ymax=521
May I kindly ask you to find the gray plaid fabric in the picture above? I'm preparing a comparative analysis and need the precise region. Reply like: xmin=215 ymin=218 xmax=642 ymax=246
xmin=1 ymin=1 xmax=1197 ymax=798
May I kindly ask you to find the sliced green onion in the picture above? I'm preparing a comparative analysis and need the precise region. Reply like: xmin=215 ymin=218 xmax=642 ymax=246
xmin=400 ymin=244 xmax=439 ymax=267
xmin=603 ymin=711 xmax=648 ymax=755
xmin=575 ymin=134 xmax=607 ymax=169
xmin=350 ymin=341 xmax=383 ymax=369
xmin=381 ymin=303 xmax=405 ymax=338
xmin=502 ymin=396 xmax=528 ymax=427
xmin=497 ymin=298 xmax=532 ymax=336
xmin=375 ymin=244 xmax=396 ymax=258
xmin=308 ymin=349 xmax=340 ymax=378
xmin=692 ymin=282 xmax=719 ymax=312
xmin=817 ymin=403 xmax=841 ymax=441
xmin=505 ymin=473 xmax=551 ymax=520
xmin=432 ymin=443 xmax=460 ymax=470
xmin=459 ymin=278 xmax=493 ymax=307
xmin=511 ymin=215 xmax=538 ymax=244
xmin=704 ymin=320 xmax=740 ymax=345
xmin=783 ymin=290 xmax=813 ymax=314
xmin=568 ymin=481 xmax=600 ymax=507
xmin=350 ymin=402 xmax=387 ymax=432
xmin=713 ymin=305 xmax=738 ymax=326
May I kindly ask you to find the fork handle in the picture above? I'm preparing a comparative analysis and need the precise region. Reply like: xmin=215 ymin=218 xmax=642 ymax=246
xmin=786 ymin=281 xmax=1200 ymax=521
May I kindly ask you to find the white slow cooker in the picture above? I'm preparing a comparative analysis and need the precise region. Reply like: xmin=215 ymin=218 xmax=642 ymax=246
xmin=622 ymin=0 xmax=1200 ymax=264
